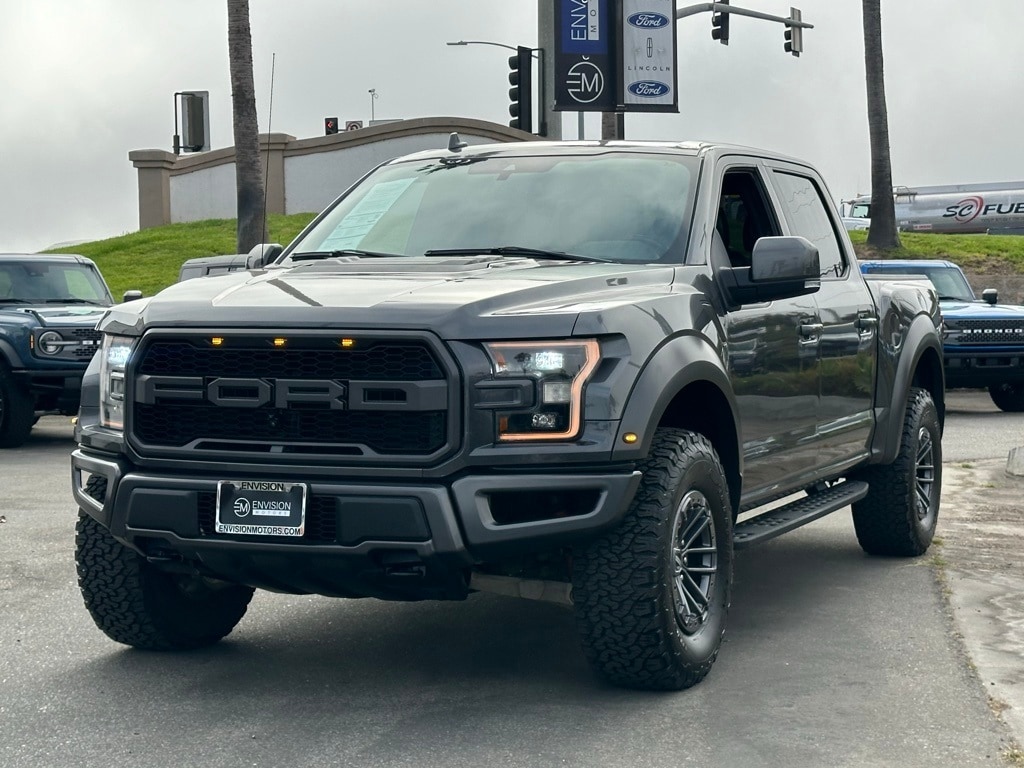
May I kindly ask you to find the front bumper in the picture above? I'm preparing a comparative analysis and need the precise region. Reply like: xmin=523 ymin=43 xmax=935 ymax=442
xmin=72 ymin=449 xmax=641 ymax=601
xmin=13 ymin=368 xmax=85 ymax=412
xmin=943 ymin=347 xmax=1024 ymax=388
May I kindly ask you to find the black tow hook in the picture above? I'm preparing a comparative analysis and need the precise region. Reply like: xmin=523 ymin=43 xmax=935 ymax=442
xmin=379 ymin=551 xmax=427 ymax=580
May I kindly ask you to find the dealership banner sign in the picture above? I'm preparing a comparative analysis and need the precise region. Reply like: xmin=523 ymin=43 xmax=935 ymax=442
xmin=554 ymin=0 xmax=616 ymax=112
xmin=554 ymin=0 xmax=678 ymax=114
xmin=618 ymin=0 xmax=678 ymax=111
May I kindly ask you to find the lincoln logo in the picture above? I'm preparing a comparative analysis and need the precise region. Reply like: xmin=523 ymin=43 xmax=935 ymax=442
xmin=628 ymin=80 xmax=670 ymax=98
xmin=627 ymin=12 xmax=669 ymax=28
xmin=136 ymin=376 xmax=347 ymax=409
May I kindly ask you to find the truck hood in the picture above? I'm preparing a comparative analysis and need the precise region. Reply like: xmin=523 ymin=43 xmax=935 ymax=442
xmin=105 ymin=258 xmax=679 ymax=340
xmin=940 ymin=299 xmax=1024 ymax=320
xmin=0 ymin=304 xmax=108 ymax=327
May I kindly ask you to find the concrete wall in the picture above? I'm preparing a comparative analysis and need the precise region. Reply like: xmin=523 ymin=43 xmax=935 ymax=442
xmin=129 ymin=118 xmax=537 ymax=229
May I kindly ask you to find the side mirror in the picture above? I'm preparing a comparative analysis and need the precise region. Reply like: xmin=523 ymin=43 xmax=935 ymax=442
xmin=719 ymin=236 xmax=821 ymax=308
xmin=245 ymin=243 xmax=284 ymax=269
xmin=982 ymin=288 xmax=998 ymax=305
xmin=750 ymin=236 xmax=821 ymax=283
xmin=122 ymin=290 xmax=143 ymax=303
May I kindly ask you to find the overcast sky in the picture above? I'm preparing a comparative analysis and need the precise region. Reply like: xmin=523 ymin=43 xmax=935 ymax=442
xmin=2 ymin=1 xmax=1022 ymax=253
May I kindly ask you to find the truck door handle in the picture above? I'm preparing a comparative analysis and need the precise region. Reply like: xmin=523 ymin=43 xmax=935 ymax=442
xmin=799 ymin=323 xmax=824 ymax=338
xmin=856 ymin=316 xmax=878 ymax=332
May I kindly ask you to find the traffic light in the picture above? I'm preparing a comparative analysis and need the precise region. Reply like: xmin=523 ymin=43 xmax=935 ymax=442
xmin=324 ymin=117 xmax=339 ymax=135
xmin=711 ymin=0 xmax=730 ymax=45
xmin=508 ymin=46 xmax=533 ymax=133
xmin=784 ymin=8 xmax=803 ymax=57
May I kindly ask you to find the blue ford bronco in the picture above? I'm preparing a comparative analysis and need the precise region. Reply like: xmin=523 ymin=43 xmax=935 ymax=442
xmin=860 ymin=259 xmax=1024 ymax=411
xmin=0 ymin=254 xmax=115 ymax=447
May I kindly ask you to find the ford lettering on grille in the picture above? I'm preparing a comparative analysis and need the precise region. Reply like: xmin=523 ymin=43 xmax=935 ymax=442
xmin=136 ymin=376 xmax=347 ymax=409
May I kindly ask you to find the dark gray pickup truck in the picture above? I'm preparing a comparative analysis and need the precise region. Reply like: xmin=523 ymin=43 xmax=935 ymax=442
xmin=72 ymin=139 xmax=944 ymax=690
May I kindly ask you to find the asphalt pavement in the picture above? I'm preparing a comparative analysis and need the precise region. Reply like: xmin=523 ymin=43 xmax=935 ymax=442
xmin=1 ymin=399 xmax=1022 ymax=767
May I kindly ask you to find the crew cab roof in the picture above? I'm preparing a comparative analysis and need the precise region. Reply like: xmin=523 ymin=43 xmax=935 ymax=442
xmin=384 ymin=139 xmax=815 ymax=169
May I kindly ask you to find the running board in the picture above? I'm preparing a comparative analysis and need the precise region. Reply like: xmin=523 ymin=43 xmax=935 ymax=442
xmin=734 ymin=480 xmax=869 ymax=550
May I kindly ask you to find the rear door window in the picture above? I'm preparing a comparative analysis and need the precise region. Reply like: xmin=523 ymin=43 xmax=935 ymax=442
xmin=772 ymin=172 xmax=846 ymax=279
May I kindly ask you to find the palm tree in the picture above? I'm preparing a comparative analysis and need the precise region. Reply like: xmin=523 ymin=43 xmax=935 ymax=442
xmin=862 ymin=0 xmax=900 ymax=250
xmin=227 ymin=0 xmax=267 ymax=253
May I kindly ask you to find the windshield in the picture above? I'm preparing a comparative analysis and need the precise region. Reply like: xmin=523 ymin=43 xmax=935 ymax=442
xmin=0 ymin=260 xmax=111 ymax=305
xmin=850 ymin=203 xmax=871 ymax=219
xmin=285 ymin=152 xmax=697 ymax=264
xmin=862 ymin=263 xmax=975 ymax=302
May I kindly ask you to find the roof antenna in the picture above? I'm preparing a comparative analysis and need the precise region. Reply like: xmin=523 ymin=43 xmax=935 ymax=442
xmin=448 ymin=132 xmax=468 ymax=152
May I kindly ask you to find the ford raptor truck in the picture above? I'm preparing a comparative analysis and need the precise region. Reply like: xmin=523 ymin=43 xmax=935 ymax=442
xmin=71 ymin=139 xmax=944 ymax=691
xmin=0 ymin=253 xmax=115 ymax=448
xmin=861 ymin=259 xmax=1024 ymax=412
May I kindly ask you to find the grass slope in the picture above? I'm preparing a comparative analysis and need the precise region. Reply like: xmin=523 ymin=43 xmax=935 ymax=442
xmin=45 ymin=217 xmax=1024 ymax=300
xmin=49 ymin=214 xmax=316 ymax=298
xmin=848 ymin=230 xmax=1024 ymax=274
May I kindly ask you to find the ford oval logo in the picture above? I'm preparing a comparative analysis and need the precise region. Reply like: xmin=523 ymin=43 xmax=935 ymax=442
xmin=627 ymin=81 xmax=670 ymax=98
xmin=627 ymin=12 xmax=670 ymax=28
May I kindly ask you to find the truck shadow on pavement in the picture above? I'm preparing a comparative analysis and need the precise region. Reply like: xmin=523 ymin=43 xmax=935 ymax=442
xmin=73 ymin=521 xmax=923 ymax=701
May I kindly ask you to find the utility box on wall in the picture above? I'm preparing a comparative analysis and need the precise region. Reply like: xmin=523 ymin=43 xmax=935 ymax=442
xmin=176 ymin=90 xmax=210 ymax=154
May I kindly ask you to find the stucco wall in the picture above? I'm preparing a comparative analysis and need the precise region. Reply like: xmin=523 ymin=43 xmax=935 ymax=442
xmin=169 ymin=163 xmax=237 ymax=223
xmin=129 ymin=118 xmax=537 ymax=229
xmin=284 ymin=132 xmax=494 ymax=214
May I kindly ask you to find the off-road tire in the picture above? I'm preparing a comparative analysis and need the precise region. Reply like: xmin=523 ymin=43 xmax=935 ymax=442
xmin=571 ymin=428 xmax=733 ymax=691
xmin=75 ymin=512 xmax=254 ymax=650
xmin=0 ymin=365 xmax=35 ymax=448
xmin=988 ymin=383 xmax=1024 ymax=413
xmin=851 ymin=387 xmax=941 ymax=556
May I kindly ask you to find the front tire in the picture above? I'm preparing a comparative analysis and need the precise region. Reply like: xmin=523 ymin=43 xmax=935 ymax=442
xmin=75 ymin=512 xmax=254 ymax=650
xmin=988 ymin=382 xmax=1024 ymax=412
xmin=852 ymin=387 xmax=941 ymax=556
xmin=0 ymin=366 xmax=35 ymax=448
xmin=572 ymin=428 xmax=733 ymax=690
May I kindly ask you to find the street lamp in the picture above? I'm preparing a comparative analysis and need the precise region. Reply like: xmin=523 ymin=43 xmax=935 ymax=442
xmin=368 ymin=88 xmax=378 ymax=123
xmin=446 ymin=40 xmax=547 ymax=137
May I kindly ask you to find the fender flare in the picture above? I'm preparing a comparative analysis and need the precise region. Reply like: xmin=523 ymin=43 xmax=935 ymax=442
xmin=612 ymin=333 xmax=740 ymax=469
xmin=872 ymin=315 xmax=944 ymax=464
xmin=0 ymin=338 xmax=24 ymax=370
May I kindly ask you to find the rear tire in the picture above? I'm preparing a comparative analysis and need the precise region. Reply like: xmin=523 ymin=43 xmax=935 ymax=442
xmin=572 ymin=428 xmax=733 ymax=690
xmin=852 ymin=387 xmax=941 ymax=556
xmin=0 ymin=366 xmax=35 ymax=448
xmin=988 ymin=382 xmax=1024 ymax=412
xmin=75 ymin=512 xmax=254 ymax=650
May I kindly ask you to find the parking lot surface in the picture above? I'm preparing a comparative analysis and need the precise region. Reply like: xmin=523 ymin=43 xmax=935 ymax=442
xmin=1 ymin=395 xmax=1021 ymax=767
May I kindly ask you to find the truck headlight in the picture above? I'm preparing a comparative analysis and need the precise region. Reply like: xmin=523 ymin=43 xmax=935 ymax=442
xmin=99 ymin=334 xmax=136 ymax=430
xmin=483 ymin=339 xmax=600 ymax=441
xmin=36 ymin=331 xmax=64 ymax=355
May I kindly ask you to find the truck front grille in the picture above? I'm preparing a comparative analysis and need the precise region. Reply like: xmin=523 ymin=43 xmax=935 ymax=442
xmin=948 ymin=319 xmax=1024 ymax=345
xmin=128 ymin=333 xmax=456 ymax=463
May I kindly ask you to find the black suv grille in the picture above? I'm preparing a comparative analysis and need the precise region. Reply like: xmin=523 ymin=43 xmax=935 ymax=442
xmin=948 ymin=318 xmax=1024 ymax=345
xmin=69 ymin=328 xmax=103 ymax=358
xmin=130 ymin=334 xmax=453 ymax=460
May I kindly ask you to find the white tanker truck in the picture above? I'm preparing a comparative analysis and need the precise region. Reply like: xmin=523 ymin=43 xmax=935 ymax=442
xmin=843 ymin=181 xmax=1024 ymax=234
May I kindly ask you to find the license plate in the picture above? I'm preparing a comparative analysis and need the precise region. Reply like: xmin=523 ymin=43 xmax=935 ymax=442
xmin=215 ymin=480 xmax=307 ymax=537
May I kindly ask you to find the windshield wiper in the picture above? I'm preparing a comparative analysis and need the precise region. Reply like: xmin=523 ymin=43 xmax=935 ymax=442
xmin=423 ymin=246 xmax=609 ymax=263
xmin=289 ymin=249 xmax=401 ymax=262
xmin=42 ymin=298 xmax=106 ymax=305
xmin=0 ymin=298 xmax=32 ymax=304
xmin=936 ymin=294 xmax=971 ymax=301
